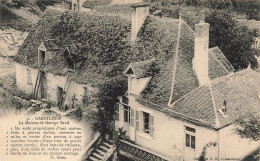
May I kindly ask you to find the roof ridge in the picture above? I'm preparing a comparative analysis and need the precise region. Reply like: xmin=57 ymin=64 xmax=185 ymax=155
xmin=209 ymin=82 xmax=220 ymax=128
xmin=130 ymin=57 xmax=155 ymax=65
xmin=168 ymin=16 xmax=182 ymax=106
xmin=170 ymin=85 xmax=205 ymax=107
xmin=209 ymin=47 xmax=230 ymax=74
xmin=211 ymin=67 xmax=253 ymax=84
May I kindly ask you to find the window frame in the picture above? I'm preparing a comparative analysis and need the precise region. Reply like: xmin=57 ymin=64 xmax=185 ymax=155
xmin=123 ymin=105 xmax=130 ymax=124
xmin=143 ymin=112 xmax=150 ymax=134
xmin=185 ymin=126 xmax=196 ymax=150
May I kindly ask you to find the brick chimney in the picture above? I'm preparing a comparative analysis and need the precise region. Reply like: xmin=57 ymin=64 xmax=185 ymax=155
xmin=131 ymin=3 xmax=149 ymax=41
xmin=193 ymin=11 xmax=210 ymax=86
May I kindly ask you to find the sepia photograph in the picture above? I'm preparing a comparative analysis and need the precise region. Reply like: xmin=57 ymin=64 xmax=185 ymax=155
xmin=0 ymin=0 xmax=259 ymax=161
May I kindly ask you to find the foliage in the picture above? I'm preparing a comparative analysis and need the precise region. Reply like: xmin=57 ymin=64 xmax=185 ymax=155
xmin=5 ymin=0 xmax=29 ymax=8
xmin=148 ymin=3 xmax=258 ymax=70
xmin=198 ymin=142 xmax=217 ymax=161
xmin=35 ymin=0 xmax=62 ymax=11
xmin=0 ymin=4 xmax=32 ymax=31
xmin=146 ymin=0 xmax=259 ymax=20
xmin=242 ymin=148 xmax=260 ymax=161
xmin=92 ymin=76 xmax=127 ymax=134
xmin=206 ymin=10 xmax=258 ymax=70
xmin=235 ymin=112 xmax=260 ymax=141
xmin=231 ymin=0 xmax=259 ymax=20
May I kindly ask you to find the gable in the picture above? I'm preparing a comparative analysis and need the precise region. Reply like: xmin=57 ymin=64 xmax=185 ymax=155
xmin=38 ymin=42 xmax=47 ymax=51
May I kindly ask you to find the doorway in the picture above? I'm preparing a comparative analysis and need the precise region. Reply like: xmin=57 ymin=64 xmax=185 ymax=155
xmin=57 ymin=87 xmax=63 ymax=107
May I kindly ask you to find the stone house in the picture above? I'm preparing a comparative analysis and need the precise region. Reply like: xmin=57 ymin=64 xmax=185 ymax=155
xmin=14 ymin=3 xmax=260 ymax=161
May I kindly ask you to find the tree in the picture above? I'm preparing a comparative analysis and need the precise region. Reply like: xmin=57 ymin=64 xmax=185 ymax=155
xmin=235 ymin=112 xmax=260 ymax=141
xmin=206 ymin=10 xmax=258 ymax=70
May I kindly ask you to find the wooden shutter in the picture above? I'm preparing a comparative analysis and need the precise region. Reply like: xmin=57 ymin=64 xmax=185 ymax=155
xmin=130 ymin=108 xmax=135 ymax=127
xmin=140 ymin=111 xmax=144 ymax=132
xmin=115 ymin=103 xmax=119 ymax=121
xmin=149 ymin=115 xmax=154 ymax=137
xmin=136 ymin=110 xmax=139 ymax=131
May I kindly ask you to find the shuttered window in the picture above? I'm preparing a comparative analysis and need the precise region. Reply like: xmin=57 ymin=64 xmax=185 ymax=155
xmin=136 ymin=110 xmax=139 ymax=131
xmin=123 ymin=105 xmax=130 ymax=123
xmin=149 ymin=115 xmax=154 ymax=137
xmin=130 ymin=108 xmax=135 ymax=127
xmin=141 ymin=112 xmax=154 ymax=137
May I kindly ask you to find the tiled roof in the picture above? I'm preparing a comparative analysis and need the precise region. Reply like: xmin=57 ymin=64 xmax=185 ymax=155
xmin=95 ymin=4 xmax=134 ymax=15
xmin=170 ymin=68 xmax=260 ymax=129
xmin=138 ymin=17 xmax=199 ymax=106
xmin=82 ymin=0 xmax=112 ymax=8
xmin=43 ymin=39 xmax=60 ymax=51
xmin=172 ymin=86 xmax=217 ymax=126
xmin=211 ymin=68 xmax=260 ymax=128
xmin=208 ymin=47 xmax=235 ymax=79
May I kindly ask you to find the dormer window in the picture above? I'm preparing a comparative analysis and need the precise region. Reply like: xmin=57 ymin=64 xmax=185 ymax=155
xmin=63 ymin=48 xmax=75 ymax=70
xmin=39 ymin=50 xmax=45 ymax=63
xmin=123 ymin=58 xmax=155 ymax=96
xmin=218 ymin=100 xmax=228 ymax=118
xmin=222 ymin=100 xmax=227 ymax=113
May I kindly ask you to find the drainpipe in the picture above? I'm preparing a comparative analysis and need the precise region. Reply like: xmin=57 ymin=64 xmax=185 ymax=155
xmin=217 ymin=130 xmax=220 ymax=161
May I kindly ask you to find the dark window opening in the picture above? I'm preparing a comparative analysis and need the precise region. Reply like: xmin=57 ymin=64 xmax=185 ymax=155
xmin=40 ymin=50 xmax=45 ymax=59
xmin=57 ymin=87 xmax=63 ymax=107
xmin=122 ymin=96 xmax=129 ymax=105
xmin=64 ymin=49 xmax=75 ymax=70
xmin=143 ymin=112 xmax=149 ymax=134
xmin=126 ymin=68 xmax=134 ymax=75
xmin=186 ymin=134 xmax=190 ymax=147
xmin=186 ymin=126 xmax=196 ymax=133
xmin=82 ymin=87 xmax=88 ymax=106
xmin=123 ymin=105 xmax=130 ymax=123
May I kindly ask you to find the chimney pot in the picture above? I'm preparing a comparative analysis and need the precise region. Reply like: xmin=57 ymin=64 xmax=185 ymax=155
xmin=200 ymin=10 xmax=205 ymax=23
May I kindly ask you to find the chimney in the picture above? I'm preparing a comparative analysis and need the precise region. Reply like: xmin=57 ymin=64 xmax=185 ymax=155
xmin=193 ymin=11 xmax=210 ymax=86
xmin=131 ymin=3 xmax=149 ymax=42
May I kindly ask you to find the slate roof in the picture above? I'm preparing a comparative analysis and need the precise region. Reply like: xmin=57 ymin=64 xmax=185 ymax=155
xmin=171 ymin=68 xmax=260 ymax=129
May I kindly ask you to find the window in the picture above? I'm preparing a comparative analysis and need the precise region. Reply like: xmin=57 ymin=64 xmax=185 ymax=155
xmin=143 ymin=112 xmax=149 ymax=133
xmin=123 ymin=105 xmax=130 ymax=123
xmin=27 ymin=68 xmax=32 ymax=85
xmin=142 ymin=112 xmax=154 ymax=137
xmin=82 ymin=87 xmax=89 ymax=106
xmin=185 ymin=126 xmax=196 ymax=149
xmin=115 ymin=103 xmax=119 ymax=121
